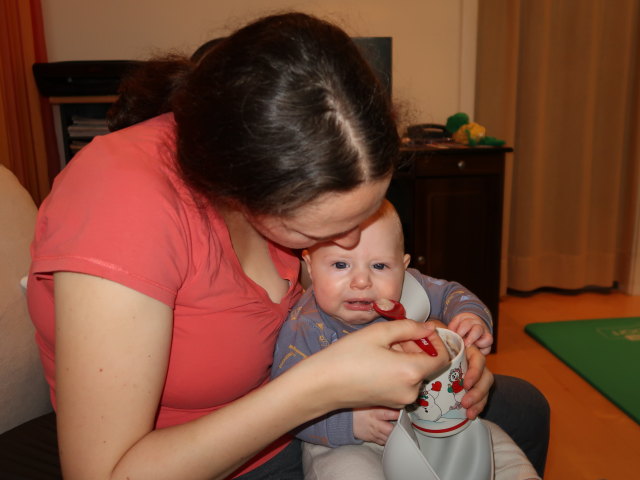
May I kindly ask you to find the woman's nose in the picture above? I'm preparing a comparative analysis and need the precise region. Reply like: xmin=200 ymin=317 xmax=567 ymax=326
xmin=332 ymin=228 xmax=361 ymax=249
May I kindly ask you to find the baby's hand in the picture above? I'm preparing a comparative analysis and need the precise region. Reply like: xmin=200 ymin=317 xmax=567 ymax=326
xmin=353 ymin=407 xmax=399 ymax=445
xmin=447 ymin=313 xmax=493 ymax=355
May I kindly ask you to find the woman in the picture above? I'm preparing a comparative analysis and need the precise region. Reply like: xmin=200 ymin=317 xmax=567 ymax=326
xmin=28 ymin=12 xmax=493 ymax=480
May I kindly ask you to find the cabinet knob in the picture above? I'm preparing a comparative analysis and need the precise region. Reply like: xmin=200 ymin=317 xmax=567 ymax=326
xmin=416 ymin=255 xmax=427 ymax=266
xmin=457 ymin=160 xmax=466 ymax=169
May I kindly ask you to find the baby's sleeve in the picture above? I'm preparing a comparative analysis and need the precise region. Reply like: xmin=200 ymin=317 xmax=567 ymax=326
xmin=271 ymin=308 xmax=360 ymax=447
xmin=413 ymin=269 xmax=493 ymax=332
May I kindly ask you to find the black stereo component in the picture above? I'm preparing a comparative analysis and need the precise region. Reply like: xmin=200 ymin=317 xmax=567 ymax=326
xmin=32 ymin=60 xmax=141 ymax=96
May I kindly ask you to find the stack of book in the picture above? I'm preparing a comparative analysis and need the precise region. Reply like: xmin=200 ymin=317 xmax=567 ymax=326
xmin=67 ymin=116 xmax=110 ymax=155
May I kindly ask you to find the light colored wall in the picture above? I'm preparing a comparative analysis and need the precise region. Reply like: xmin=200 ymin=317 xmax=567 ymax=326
xmin=40 ymin=0 xmax=478 ymax=126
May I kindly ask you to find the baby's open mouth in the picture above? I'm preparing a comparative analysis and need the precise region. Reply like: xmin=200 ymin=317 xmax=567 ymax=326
xmin=344 ymin=299 xmax=374 ymax=310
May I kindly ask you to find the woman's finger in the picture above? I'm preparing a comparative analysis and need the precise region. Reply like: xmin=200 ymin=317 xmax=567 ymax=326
xmin=462 ymin=367 xmax=494 ymax=418
xmin=462 ymin=344 xmax=486 ymax=390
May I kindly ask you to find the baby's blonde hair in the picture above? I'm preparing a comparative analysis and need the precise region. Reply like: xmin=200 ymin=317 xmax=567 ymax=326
xmin=304 ymin=199 xmax=405 ymax=257
xmin=360 ymin=199 xmax=405 ymax=251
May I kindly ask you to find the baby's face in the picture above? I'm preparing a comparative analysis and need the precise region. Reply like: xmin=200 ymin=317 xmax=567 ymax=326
xmin=304 ymin=213 xmax=409 ymax=325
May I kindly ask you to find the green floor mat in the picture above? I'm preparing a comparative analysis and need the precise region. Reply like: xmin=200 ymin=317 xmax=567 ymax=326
xmin=525 ymin=317 xmax=640 ymax=424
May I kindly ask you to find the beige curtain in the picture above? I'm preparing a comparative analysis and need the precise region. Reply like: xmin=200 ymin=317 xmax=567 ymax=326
xmin=0 ymin=0 xmax=51 ymax=204
xmin=476 ymin=0 xmax=640 ymax=292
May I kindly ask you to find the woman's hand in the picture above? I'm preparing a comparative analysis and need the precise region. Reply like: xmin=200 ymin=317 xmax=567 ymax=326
xmin=353 ymin=407 xmax=399 ymax=445
xmin=460 ymin=345 xmax=494 ymax=419
xmin=298 ymin=319 xmax=450 ymax=411
xmin=392 ymin=319 xmax=493 ymax=418
xmin=447 ymin=313 xmax=493 ymax=355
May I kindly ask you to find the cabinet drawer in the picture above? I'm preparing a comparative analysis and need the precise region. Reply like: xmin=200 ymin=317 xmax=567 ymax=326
xmin=402 ymin=151 xmax=504 ymax=177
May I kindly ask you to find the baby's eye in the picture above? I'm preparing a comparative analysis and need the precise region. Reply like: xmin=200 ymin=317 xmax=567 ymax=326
xmin=332 ymin=261 xmax=348 ymax=269
xmin=372 ymin=263 xmax=387 ymax=270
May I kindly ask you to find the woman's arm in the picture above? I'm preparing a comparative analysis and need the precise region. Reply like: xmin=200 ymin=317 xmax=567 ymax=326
xmin=55 ymin=272 xmax=447 ymax=480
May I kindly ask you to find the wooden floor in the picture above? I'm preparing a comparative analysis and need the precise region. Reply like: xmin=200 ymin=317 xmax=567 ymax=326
xmin=488 ymin=291 xmax=640 ymax=480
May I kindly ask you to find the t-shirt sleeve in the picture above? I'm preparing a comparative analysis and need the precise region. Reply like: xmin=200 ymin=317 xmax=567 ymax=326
xmin=31 ymin=133 xmax=191 ymax=307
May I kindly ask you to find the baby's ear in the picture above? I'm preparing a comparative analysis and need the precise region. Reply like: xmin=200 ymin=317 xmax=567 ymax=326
xmin=403 ymin=253 xmax=411 ymax=269
xmin=302 ymin=249 xmax=312 ymax=274
xmin=300 ymin=250 xmax=313 ymax=288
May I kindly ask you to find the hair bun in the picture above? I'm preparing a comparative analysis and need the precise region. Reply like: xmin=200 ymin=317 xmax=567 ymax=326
xmin=107 ymin=55 xmax=193 ymax=132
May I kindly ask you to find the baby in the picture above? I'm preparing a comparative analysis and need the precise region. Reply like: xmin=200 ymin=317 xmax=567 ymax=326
xmin=273 ymin=199 xmax=492 ymax=447
xmin=271 ymin=200 xmax=539 ymax=480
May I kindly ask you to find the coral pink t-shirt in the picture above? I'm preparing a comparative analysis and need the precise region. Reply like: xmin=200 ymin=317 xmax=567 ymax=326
xmin=28 ymin=113 xmax=302 ymax=476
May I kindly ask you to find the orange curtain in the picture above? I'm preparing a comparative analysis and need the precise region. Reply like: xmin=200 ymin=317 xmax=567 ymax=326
xmin=0 ymin=0 xmax=52 ymax=204
xmin=476 ymin=0 xmax=640 ymax=292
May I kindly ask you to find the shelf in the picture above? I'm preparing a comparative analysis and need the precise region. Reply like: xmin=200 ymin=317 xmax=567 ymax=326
xmin=49 ymin=95 xmax=118 ymax=105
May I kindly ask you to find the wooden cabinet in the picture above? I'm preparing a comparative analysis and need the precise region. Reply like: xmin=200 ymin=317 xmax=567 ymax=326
xmin=387 ymin=146 xmax=510 ymax=349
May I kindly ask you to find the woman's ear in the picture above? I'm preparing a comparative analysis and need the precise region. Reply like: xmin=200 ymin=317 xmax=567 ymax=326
xmin=403 ymin=253 xmax=411 ymax=269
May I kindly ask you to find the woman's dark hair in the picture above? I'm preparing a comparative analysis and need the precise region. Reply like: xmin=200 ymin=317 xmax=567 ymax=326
xmin=108 ymin=12 xmax=399 ymax=216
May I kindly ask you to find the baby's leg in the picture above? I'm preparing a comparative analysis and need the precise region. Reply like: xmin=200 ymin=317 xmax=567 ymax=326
xmin=302 ymin=442 xmax=385 ymax=480
xmin=303 ymin=423 xmax=540 ymax=480
xmin=486 ymin=420 xmax=541 ymax=480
